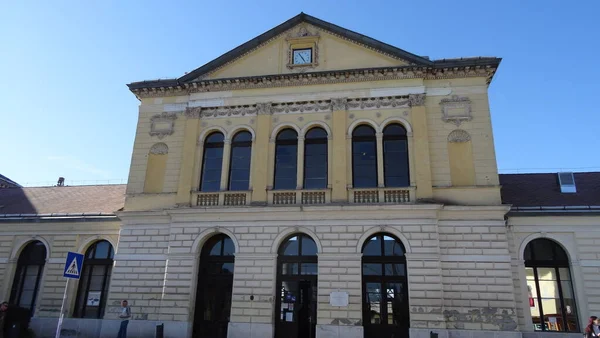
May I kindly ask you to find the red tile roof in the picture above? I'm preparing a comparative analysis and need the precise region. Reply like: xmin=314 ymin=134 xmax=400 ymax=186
xmin=500 ymin=172 xmax=600 ymax=207
xmin=0 ymin=185 xmax=126 ymax=215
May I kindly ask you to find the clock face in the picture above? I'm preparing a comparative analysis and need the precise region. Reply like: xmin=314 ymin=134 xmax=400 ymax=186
xmin=293 ymin=49 xmax=312 ymax=65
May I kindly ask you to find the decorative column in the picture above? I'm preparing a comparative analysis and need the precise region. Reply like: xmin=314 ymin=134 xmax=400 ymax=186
xmin=251 ymin=103 xmax=273 ymax=204
xmin=330 ymin=98 xmax=349 ymax=202
xmin=408 ymin=94 xmax=433 ymax=199
xmin=176 ymin=107 xmax=201 ymax=205
xmin=296 ymin=136 xmax=305 ymax=189
xmin=376 ymin=132 xmax=384 ymax=188
xmin=220 ymin=139 xmax=232 ymax=191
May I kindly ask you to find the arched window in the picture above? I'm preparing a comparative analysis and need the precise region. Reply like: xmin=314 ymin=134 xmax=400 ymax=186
xmin=228 ymin=131 xmax=252 ymax=191
xmin=362 ymin=234 xmax=409 ymax=338
xmin=524 ymin=239 xmax=579 ymax=332
xmin=200 ymin=132 xmax=224 ymax=192
xmin=383 ymin=124 xmax=409 ymax=187
xmin=352 ymin=125 xmax=377 ymax=188
xmin=304 ymin=128 xmax=328 ymax=189
xmin=74 ymin=240 xmax=114 ymax=318
xmin=275 ymin=234 xmax=318 ymax=338
xmin=10 ymin=241 xmax=46 ymax=315
xmin=193 ymin=234 xmax=235 ymax=338
xmin=274 ymin=129 xmax=298 ymax=190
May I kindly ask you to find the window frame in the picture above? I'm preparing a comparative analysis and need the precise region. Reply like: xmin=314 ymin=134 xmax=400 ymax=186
xmin=228 ymin=131 xmax=253 ymax=191
xmin=351 ymin=125 xmax=378 ymax=188
xmin=73 ymin=240 xmax=114 ymax=319
xmin=303 ymin=127 xmax=328 ymax=189
xmin=273 ymin=129 xmax=299 ymax=190
xmin=382 ymin=124 xmax=410 ymax=187
xmin=200 ymin=132 xmax=225 ymax=192
xmin=9 ymin=241 xmax=46 ymax=316
xmin=524 ymin=239 xmax=579 ymax=333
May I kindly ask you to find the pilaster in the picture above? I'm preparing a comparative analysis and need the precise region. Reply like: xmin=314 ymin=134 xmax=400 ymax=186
xmin=297 ymin=137 xmax=305 ymax=189
xmin=220 ymin=140 xmax=232 ymax=191
xmin=176 ymin=110 xmax=200 ymax=205
xmin=409 ymin=94 xmax=433 ymax=199
xmin=251 ymin=103 xmax=273 ymax=204
xmin=376 ymin=132 xmax=384 ymax=187
xmin=331 ymin=98 xmax=348 ymax=202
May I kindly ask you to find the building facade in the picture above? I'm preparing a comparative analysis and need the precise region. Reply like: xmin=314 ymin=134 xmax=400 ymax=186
xmin=0 ymin=12 xmax=598 ymax=338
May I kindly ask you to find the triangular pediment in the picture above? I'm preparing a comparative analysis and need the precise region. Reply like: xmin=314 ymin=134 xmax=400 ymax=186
xmin=179 ymin=13 xmax=432 ymax=82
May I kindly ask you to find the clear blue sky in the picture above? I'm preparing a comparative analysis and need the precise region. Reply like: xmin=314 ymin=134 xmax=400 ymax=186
xmin=1 ymin=1 xmax=599 ymax=186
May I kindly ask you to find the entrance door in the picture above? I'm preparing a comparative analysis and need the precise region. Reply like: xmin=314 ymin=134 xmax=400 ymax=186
xmin=362 ymin=233 xmax=409 ymax=338
xmin=275 ymin=234 xmax=318 ymax=338
xmin=193 ymin=235 xmax=235 ymax=338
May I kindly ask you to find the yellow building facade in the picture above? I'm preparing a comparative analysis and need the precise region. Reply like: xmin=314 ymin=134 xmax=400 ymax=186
xmin=1 ymin=12 xmax=597 ymax=338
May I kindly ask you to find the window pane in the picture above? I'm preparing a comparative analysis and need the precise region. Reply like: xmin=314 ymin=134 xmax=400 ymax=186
xmin=538 ymin=280 xmax=559 ymax=298
xmin=383 ymin=124 xmax=406 ymax=136
xmin=385 ymin=264 xmax=405 ymax=276
xmin=363 ymin=236 xmax=382 ymax=256
xmin=386 ymin=282 xmax=406 ymax=325
xmin=300 ymin=263 xmax=318 ymax=275
xmin=93 ymin=241 xmax=110 ymax=259
xmin=209 ymin=240 xmax=222 ymax=256
xmin=304 ymin=178 xmax=327 ymax=189
xmin=306 ymin=128 xmax=327 ymax=139
xmin=301 ymin=236 xmax=317 ymax=255
xmin=558 ymin=268 xmax=571 ymax=281
xmin=281 ymin=236 xmax=299 ymax=255
xmin=222 ymin=238 xmax=235 ymax=256
xmin=363 ymin=263 xmax=383 ymax=276
xmin=221 ymin=263 xmax=234 ymax=275
xmin=541 ymin=298 xmax=563 ymax=331
xmin=383 ymin=236 xmax=404 ymax=256
xmin=206 ymin=132 xmax=224 ymax=143
xmin=277 ymin=129 xmax=297 ymax=140
xmin=564 ymin=297 xmax=579 ymax=332
xmin=280 ymin=281 xmax=299 ymax=322
xmin=229 ymin=180 xmax=249 ymax=191
xmin=537 ymin=268 xmax=557 ymax=281
xmin=233 ymin=131 xmax=252 ymax=143
xmin=282 ymin=263 xmax=298 ymax=275
xmin=274 ymin=178 xmax=296 ymax=190
xmin=353 ymin=125 xmax=375 ymax=137
xmin=365 ymin=282 xmax=381 ymax=324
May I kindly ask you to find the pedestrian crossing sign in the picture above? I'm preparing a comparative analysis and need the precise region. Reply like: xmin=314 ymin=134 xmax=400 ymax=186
xmin=63 ymin=251 xmax=84 ymax=279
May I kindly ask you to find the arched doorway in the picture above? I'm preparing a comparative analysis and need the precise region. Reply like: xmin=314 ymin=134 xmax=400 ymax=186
xmin=10 ymin=241 xmax=47 ymax=316
xmin=524 ymin=238 xmax=579 ymax=332
xmin=362 ymin=233 xmax=409 ymax=338
xmin=73 ymin=240 xmax=114 ymax=318
xmin=193 ymin=234 xmax=235 ymax=338
xmin=275 ymin=234 xmax=317 ymax=338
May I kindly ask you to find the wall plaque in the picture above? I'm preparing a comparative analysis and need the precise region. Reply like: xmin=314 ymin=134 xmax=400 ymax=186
xmin=329 ymin=291 xmax=349 ymax=307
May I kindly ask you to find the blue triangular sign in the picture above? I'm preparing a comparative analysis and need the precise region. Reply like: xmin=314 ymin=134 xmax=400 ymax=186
xmin=63 ymin=251 xmax=84 ymax=279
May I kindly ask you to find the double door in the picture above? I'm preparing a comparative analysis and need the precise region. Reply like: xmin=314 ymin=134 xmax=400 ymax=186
xmin=193 ymin=275 xmax=233 ymax=338
xmin=275 ymin=277 xmax=317 ymax=338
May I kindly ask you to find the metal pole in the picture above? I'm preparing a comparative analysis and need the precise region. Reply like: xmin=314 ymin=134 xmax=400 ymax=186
xmin=55 ymin=278 xmax=69 ymax=338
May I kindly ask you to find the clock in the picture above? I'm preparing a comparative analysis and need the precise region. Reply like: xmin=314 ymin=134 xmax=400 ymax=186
xmin=292 ymin=48 xmax=312 ymax=65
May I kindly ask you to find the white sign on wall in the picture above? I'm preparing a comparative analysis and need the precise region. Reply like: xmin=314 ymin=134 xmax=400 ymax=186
xmin=329 ymin=291 xmax=349 ymax=307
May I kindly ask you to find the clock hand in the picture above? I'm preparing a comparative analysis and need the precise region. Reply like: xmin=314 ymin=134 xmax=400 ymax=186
xmin=299 ymin=54 xmax=306 ymax=63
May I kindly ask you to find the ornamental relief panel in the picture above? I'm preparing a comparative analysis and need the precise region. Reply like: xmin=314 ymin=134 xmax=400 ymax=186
xmin=149 ymin=112 xmax=177 ymax=139
xmin=440 ymin=95 xmax=472 ymax=126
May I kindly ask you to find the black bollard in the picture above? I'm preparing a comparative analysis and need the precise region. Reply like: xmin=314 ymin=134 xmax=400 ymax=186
xmin=430 ymin=331 xmax=439 ymax=338
xmin=155 ymin=323 xmax=164 ymax=338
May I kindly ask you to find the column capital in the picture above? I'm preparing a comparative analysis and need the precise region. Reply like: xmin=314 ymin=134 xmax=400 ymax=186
xmin=256 ymin=102 xmax=273 ymax=115
xmin=376 ymin=132 xmax=383 ymax=139
xmin=408 ymin=94 xmax=426 ymax=107
xmin=184 ymin=106 xmax=202 ymax=119
xmin=297 ymin=136 xmax=305 ymax=142
xmin=330 ymin=97 xmax=348 ymax=111
xmin=223 ymin=139 xmax=231 ymax=145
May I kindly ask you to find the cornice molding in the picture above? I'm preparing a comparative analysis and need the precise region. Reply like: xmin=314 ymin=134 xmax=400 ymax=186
xmin=408 ymin=94 xmax=425 ymax=107
xmin=132 ymin=65 xmax=496 ymax=99
xmin=175 ymin=95 xmax=413 ymax=120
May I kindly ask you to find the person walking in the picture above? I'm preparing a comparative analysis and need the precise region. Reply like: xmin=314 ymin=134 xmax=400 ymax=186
xmin=117 ymin=300 xmax=131 ymax=338
xmin=585 ymin=316 xmax=600 ymax=338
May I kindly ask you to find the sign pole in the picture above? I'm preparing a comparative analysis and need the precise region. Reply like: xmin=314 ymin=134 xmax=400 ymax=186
xmin=56 ymin=251 xmax=84 ymax=338
xmin=55 ymin=278 xmax=69 ymax=338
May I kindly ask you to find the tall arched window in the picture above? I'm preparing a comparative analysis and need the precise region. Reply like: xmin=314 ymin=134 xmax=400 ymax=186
xmin=274 ymin=129 xmax=298 ymax=190
xmin=362 ymin=233 xmax=409 ymax=338
xmin=74 ymin=240 xmax=114 ymax=318
xmin=352 ymin=125 xmax=377 ymax=188
xmin=228 ymin=131 xmax=252 ymax=191
xmin=193 ymin=234 xmax=235 ymax=338
xmin=275 ymin=234 xmax=318 ymax=338
xmin=304 ymin=128 xmax=328 ymax=189
xmin=383 ymin=124 xmax=409 ymax=187
xmin=524 ymin=239 xmax=579 ymax=332
xmin=10 ymin=241 xmax=46 ymax=315
xmin=200 ymin=132 xmax=225 ymax=192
